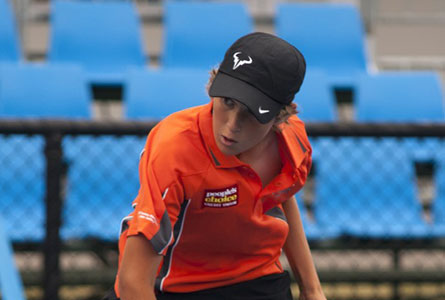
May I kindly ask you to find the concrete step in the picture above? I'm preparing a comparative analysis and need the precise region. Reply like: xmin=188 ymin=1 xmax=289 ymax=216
xmin=374 ymin=23 xmax=445 ymax=57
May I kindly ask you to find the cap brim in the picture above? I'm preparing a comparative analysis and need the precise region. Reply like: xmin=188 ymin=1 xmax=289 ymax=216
xmin=208 ymin=72 xmax=282 ymax=124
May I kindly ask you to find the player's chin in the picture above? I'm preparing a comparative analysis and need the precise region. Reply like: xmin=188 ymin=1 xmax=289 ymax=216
xmin=217 ymin=141 xmax=242 ymax=156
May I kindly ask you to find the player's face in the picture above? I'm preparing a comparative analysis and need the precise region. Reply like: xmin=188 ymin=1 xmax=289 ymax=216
xmin=212 ymin=97 xmax=275 ymax=156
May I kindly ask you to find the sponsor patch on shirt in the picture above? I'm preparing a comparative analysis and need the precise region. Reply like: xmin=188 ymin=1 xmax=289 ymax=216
xmin=202 ymin=184 xmax=239 ymax=208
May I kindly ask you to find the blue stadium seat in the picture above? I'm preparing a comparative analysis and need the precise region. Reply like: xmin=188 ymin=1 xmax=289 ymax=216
xmin=295 ymin=193 xmax=340 ymax=241
xmin=62 ymin=136 xmax=145 ymax=240
xmin=295 ymin=70 xmax=337 ymax=123
xmin=0 ymin=63 xmax=91 ymax=118
xmin=0 ymin=215 xmax=25 ymax=300
xmin=357 ymin=71 xmax=445 ymax=162
xmin=0 ymin=0 xmax=21 ymax=62
xmin=356 ymin=72 xmax=445 ymax=123
xmin=49 ymin=0 xmax=145 ymax=85
xmin=163 ymin=1 xmax=253 ymax=69
xmin=313 ymin=137 xmax=432 ymax=239
xmin=124 ymin=68 xmax=210 ymax=119
xmin=276 ymin=3 xmax=367 ymax=87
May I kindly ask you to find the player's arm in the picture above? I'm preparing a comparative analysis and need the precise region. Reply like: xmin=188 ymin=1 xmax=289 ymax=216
xmin=119 ymin=234 xmax=162 ymax=300
xmin=282 ymin=196 xmax=326 ymax=300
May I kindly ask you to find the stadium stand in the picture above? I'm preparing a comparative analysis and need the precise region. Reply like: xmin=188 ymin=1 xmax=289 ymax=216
xmin=276 ymin=2 xmax=368 ymax=87
xmin=48 ymin=0 xmax=145 ymax=85
xmin=0 ymin=63 xmax=91 ymax=118
xmin=0 ymin=63 xmax=90 ymax=242
xmin=297 ymin=73 xmax=444 ymax=238
xmin=356 ymin=71 xmax=444 ymax=171
xmin=356 ymin=72 xmax=445 ymax=122
xmin=294 ymin=70 xmax=337 ymax=123
xmin=124 ymin=68 xmax=210 ymax=119
xmin=313 ymin=137 xmax=433 ymax=238
xmin=0 ymin=215 xmax=25 ymax=300
xmin=1 ymin=1 xmax=444 ymax=298
xmin=0 ymin=0 xmax=21 ymax=62
xmin=162 ymin=1 xmax=253 ymax=69
xmin=340 ymin=71 xmax=444 ymax=238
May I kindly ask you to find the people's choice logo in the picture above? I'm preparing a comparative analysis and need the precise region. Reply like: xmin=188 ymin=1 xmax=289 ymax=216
xmin=202 ymin=185 xmax=239 ymax=208
xmin=233 ymin=52 xmax=252 ymax=70
xmin=258 ymin=107 xmax=270 ymax=114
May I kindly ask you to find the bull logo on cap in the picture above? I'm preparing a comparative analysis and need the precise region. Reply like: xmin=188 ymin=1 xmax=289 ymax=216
xmin=233 ymin=52 xmax=253 ymax=70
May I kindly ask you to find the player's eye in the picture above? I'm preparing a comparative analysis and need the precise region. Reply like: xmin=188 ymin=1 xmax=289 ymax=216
xmin=223 ymin=98 xmax=235 ymax=108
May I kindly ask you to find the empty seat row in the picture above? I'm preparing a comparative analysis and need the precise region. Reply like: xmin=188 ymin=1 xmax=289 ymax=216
xmin=0 ymin=63 xmax=210 ymax=119
xmin=298 ymin=70 xmax=445 ymax=123
xmin=1 ymin=0 xmax=368 ymax=86
xmin=1 ymin=63 xmax=443 ymax=122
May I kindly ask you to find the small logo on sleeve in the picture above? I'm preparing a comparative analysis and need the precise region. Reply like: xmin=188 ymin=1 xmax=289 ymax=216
xmin=137 ymin=211 xmax=158 ymax=225
xmin=202 ymin=185 xmax=239 ymax=208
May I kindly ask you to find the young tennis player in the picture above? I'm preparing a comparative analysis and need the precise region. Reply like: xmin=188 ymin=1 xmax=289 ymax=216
xmin=105 ymin=32 xmax=326 ymax=300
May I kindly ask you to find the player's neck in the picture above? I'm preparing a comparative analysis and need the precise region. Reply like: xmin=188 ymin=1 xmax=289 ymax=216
xmin=237 ymin=131 xmax=282 ymax=187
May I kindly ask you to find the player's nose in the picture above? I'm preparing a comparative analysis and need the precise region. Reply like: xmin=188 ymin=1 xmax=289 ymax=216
xmin=226 ymin=109 xmax=244 ymax=133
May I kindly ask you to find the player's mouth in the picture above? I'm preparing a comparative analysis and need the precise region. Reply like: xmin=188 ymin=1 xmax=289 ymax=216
xmin=221 ymin=135 xmax=237 ymax=146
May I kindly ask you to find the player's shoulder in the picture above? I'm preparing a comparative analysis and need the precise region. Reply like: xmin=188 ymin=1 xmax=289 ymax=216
xmin=145 ymin=105 xmax=210 ymax=173
xmin=154 ymin=105 xmax=201 ymax=135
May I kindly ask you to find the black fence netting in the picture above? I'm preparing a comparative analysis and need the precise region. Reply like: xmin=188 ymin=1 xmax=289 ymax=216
xmin=0 ymin=120 xmax=444 ymax=300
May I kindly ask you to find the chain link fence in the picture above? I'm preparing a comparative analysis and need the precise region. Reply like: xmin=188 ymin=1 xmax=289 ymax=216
xmin=1 ymin=120 xmax=444 ymax=300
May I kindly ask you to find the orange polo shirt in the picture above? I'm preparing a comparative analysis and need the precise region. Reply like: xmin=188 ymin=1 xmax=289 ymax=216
xmin=114 ymin=101 xmax=312 ymax=295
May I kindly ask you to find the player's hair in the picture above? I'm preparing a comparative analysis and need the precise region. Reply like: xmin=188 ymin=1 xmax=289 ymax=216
xmin=206 ymin=68 xmax=298 ymax=131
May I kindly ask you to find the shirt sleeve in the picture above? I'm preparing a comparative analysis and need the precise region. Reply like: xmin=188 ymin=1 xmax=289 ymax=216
xmin=125 ymin=138 xmax=185 ymax=255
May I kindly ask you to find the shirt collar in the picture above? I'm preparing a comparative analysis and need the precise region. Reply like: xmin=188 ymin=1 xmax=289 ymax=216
xmin=278 ymin=119 xmax=309 ymax=171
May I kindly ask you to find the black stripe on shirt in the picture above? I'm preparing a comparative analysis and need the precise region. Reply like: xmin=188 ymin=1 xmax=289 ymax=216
xmin=265 ymin=206 xmax=287 ymax=223
xmin=155 ymin=199 xmax=191 ymax=291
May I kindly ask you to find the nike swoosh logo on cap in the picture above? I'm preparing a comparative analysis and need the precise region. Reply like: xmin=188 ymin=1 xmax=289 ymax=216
xmin=258 ymin=107 xmax=270 ymax=114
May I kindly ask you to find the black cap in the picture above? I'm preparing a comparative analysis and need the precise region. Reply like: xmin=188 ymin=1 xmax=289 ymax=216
xmin=209 ymin=32 xmax=306 ymax=124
